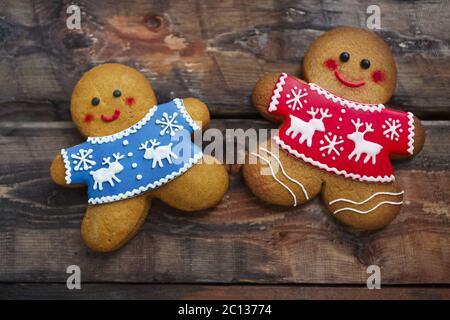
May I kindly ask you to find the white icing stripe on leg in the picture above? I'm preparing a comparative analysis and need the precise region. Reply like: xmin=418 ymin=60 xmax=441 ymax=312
xmin=329 ymin=190 xmax=404 ymax=206
xmin=333 ymin=201 xmax=403 ymax=215
xmin=259 ymin=147 xmax=309 ymax=200
xmin=251 ymin=152 xmax=297 ymax=207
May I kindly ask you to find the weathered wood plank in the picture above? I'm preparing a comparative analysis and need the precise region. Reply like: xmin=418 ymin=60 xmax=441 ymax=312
xmin=0 ymin=120 xmax=448 ymax=284
xmin=0 ymin=0 xmax=449 ymax=118
xmin=0 ymin=283 xmax=448 ymax=300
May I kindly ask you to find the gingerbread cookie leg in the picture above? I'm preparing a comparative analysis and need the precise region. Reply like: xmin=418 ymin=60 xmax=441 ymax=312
xmin=243 ymin=139 xmax=322 ymax=207
xmin=321 ymin=174 xmax=404 ymax=230
xmin=81 ymin=194 xmax=151 ymax=252
xmin=154 ymin=155 xmax=228 ymax=211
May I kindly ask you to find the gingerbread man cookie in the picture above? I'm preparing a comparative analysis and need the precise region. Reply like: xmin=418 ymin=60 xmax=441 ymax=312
xmin=51 ymin=64 xmax=228 ymax=252
xmin=244 ymin=27 xmax=425 ymax=230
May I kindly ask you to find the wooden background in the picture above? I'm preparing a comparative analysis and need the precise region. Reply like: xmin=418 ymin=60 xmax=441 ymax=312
xmin=0 ymin=0 xmax=449 ymax=300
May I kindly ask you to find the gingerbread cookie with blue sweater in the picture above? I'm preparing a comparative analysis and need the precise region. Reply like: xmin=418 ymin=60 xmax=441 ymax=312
xmin=51 ymin=64 xmax=228 ymax=252
xmin=243 ymin=27 xmax=425 ymax=230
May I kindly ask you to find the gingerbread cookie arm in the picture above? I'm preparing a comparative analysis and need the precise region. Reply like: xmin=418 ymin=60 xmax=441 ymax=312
xmin=412 ymin=116 xmax=426 ymax=156
xmin=390 ymin=116 xmax=425 ymax=160
xmin=153 ymin=154 xmax=229 ymax=211
xmin=153 ymin=98 xmax=228 ymax=211
xmin=182 ymin=97 xmax=210 ymax=130
xmin=50 ymin=153 xmax=82 ymax=188
xmin=252 ymin=73 xmax=306 ymax=123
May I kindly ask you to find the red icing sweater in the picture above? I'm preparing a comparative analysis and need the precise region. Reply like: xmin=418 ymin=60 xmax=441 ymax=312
xmin=269 ymin=73 xmax=415 ymax=183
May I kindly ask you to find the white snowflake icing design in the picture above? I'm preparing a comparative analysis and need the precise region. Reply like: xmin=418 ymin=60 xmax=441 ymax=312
xmin=382 ymin=118 xmax=402 ymax=141
xmin=319 ymin=134 xmax=344 ymax=156
xmin=286 ymin=86 xmax=308 ymax=111
xmin=156 ymin=112 xmax=184 ymax=136
xmin=71 ymin=148 xmax=96 ymax=171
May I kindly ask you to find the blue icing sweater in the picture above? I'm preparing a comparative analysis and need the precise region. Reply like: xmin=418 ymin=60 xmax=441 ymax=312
xmin=61 ymin=99 xmax=203 ymax=204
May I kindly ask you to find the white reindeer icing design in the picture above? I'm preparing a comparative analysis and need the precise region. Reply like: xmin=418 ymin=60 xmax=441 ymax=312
xmin=347 ymin=118 xmax=383 ymax=164
xmin=286 ymin=107 xmax=332 ymax=147
xmin=90 ymin=153 xmax=125 ymax=190
xmin=139 ymin=139 xmax=178 ymax=168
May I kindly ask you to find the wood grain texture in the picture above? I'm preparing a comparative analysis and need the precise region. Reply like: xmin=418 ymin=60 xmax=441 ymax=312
xmin=0 ymin=0 xmax=449 ymax=119
xmin=0 ymin=283 xmax=448 ymax=300
xmin=1 ymin=0 xmax=450 ymax=299
xmin=0 ymin=120 xmax=448 ymax=285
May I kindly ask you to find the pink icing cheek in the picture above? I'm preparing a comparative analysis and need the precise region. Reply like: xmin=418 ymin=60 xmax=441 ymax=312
xmin=84 ymin=113 xmax=94 ymax=123
xmin=126 ymin=96 xmax=135 ymax=106
xmin=324 ymin=58 xmax=338 ymax=71
xmin=372 ymin=70 xmax=385 ymax=83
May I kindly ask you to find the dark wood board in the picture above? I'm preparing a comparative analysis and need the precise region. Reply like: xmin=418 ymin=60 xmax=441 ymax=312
xmin=0 ymin=0 xmax=449 ymax=119
xmin=1 ymin=0 xmax=450 ymax=300
xmin=0 ymin=120 xmax=448 ymax=285
xmin=0 ymin=283 xmax=449 ymax=300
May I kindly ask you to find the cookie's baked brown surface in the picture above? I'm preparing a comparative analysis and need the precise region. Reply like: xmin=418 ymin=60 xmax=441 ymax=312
xmin=50 ymin=64 xmax=229 ymax=252
xmin=154 ymin=155 xmax=229 ymax=211
xmin=303 ymin=27 xmax=397 ymax=104
xmin=81 ymin=194 xmax=152 ymax=252
xmin=243 ymin=139 xmax=322 ymax=206
xmin=70 ymin=64 xmax=158 ymax=137
xmin=244 ymin=27 xmax=426 ymax=231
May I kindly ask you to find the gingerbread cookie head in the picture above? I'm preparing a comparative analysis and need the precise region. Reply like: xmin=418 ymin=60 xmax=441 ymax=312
xmin=70 ymin=63 xmax=157 ymax=137
xmin=303 ymin=26 xmax=396 ymax=104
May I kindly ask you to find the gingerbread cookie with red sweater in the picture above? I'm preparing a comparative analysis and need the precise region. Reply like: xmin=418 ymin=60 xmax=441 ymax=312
xmin=243 ymin=27 xmax=425 ymax=230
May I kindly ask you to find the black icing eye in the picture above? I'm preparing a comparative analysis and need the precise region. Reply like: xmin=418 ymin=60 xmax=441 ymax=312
xmin=339 ymin=52 xmax=350 ymax=62
xmin=360 ymin=59 xmax=371 ymax=69
xmin=91 ymin=97 xmax=100 ymax=106
xmin=113 ymin=89 xmax=122 ymax=98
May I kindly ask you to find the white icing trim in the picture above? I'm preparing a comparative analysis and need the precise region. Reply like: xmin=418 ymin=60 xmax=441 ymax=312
xmin=274 ymin=136 xmax=395 ymax=183
xmin=329 ymin=190 xmax=404 ymax=206
xmin=268 ymin=73 xmax=288 ymax=112
xmin=309 ymin=83 xmax=385 ymax=113
xmin=333 ymin=201 xmax=403 ymax=215
xmin=87 ymin=99 xmax=199 ymax=144
xmin=407 ymin=112 xmax=415 ymax=155
xmin=174 ymin=98 xmax=201 ymax=131
xmin=61 ymin=148 xmax=72 ymax=184
xmin=87 ymin=106 xmax=158 ymax=144
xmin=88 ymin=151 xmax=203 ymax=204
xmin=251 ymin=152 xmax=297 ymax=206
xmin=259 ymin=147 xmax=309 ymax=200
